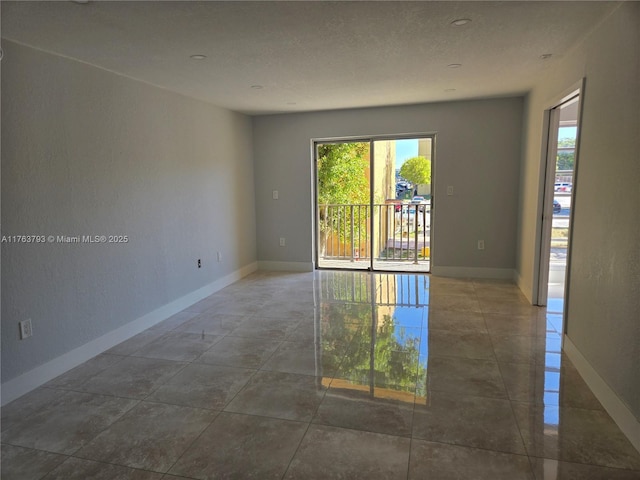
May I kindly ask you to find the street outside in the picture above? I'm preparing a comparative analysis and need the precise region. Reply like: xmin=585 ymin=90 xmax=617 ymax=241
xmin=551 ymin=193 xmax=571 ymax=264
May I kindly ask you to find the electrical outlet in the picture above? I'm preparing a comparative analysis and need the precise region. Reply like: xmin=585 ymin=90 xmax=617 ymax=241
xmin=272 ymin=190 xmax=279 ymax=200
xmin=447 ymin=186 xmax=454 ymax=196
xmin=217 ymin=251 xmax=222 ymax=262
xmin=477 ymin=240 xmax=485 ymax=250
xmin=19 ymin=319 xmax=33 ymax=339
xmin=279 ymin=237 xmax=286 ymax=247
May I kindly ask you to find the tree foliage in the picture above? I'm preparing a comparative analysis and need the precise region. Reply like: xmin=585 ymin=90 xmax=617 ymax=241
xmin=557 ymin=137 xmax=576 ymax=148
xmin=399 ymin=156 xmax=431 ymax=186
xmin=317 ymin=143 xmax=370 ymax=206
xmin=556 ymin=151 xmax=575 ymax=171
xmin=317 ymin=143 xmax=370 ymax=251
xmin=556 ymin=138 xmax=575 ymax=170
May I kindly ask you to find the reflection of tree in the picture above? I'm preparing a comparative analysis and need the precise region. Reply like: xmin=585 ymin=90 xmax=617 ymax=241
xmin=318 ymin=303 xmax=366 ymax=348
xmin=337 ymin=313 xmax=426 ymax=395
xmin=317 ymin=272 xmax=428 ymax=400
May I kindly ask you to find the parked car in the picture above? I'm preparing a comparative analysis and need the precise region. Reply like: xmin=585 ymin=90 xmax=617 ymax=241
xmin=553 ymin=199 xmax=562 ymax=213
xmin=554 ymin=182 xmax=572 ymax=192
xmin=392 ymin=201 xmax=405 ymax=212
xmin=411 ymin=195 xmax=428 ymax=211
xmin=396 ymin=205 xmax=424 ymax=227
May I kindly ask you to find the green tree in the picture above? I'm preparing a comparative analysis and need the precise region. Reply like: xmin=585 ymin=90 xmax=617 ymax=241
xmin=556 ymin=151 xmax=575 ymax=170
xmin=399 ymin=156 xmax=431 ymax=186
xmin=317 ymin=143 xmax=369 ymax=206
xmin=557 ymin=137 xmax=576 ymax=148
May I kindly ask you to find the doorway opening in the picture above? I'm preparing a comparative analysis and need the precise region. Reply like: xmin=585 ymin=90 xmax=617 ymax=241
xmin=537 ymin=90 xmax=581 ymax=330
xmin=315 ymin=136 xmax=433 ymax=273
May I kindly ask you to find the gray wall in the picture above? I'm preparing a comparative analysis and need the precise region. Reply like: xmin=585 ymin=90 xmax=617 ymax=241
xmin=253 ymin=98 xmax=523 ymax=273
xmin=517 ymin=3 xmax=639 ymax=419
xmin=1 ymin=41 xmax=257 ymax=382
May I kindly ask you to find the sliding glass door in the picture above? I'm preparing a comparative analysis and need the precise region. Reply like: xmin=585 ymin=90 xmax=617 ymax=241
xmin=315 ymin=136 xmax=433 ymax=272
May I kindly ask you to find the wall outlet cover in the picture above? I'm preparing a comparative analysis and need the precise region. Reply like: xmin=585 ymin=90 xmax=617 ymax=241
xmin=19 ymin=319 xmax=33 ymax=339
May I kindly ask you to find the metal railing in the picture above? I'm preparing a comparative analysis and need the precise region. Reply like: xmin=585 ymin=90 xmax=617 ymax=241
xmin=318 ymin=202 xmax=430 ymax=264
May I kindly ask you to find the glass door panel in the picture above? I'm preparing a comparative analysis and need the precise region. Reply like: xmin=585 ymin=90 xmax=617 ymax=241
xmin=316 ymin=137 xmax=432 ymax=273
xmin=372 ymin=138 xmax=431 ymax=272
xmin=316 ymin=141 xmax=371 ymax=270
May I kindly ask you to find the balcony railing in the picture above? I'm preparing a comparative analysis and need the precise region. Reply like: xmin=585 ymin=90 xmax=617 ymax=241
xmin=318 ymin=202 xmax=430 ymax=265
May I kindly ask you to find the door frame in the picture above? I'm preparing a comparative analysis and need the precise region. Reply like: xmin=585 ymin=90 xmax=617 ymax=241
xmin=534 ymin=79 xmax=585 ymax=335
xmin=312 ymin=132 xmax=436 ymax=272
xmin=537 ymin=106 xmax=562 ymax=304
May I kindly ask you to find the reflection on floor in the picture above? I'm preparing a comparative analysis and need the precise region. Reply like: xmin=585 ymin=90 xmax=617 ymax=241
xmin=2 ymin=271 xmax=639 ymax=479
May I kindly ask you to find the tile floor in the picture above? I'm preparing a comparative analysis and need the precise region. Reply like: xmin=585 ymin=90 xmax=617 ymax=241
xmin=2 ymin=270 xmax=639 ymax=479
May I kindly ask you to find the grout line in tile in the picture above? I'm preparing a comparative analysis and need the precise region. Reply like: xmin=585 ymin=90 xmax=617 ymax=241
xmin=162 ymin=409 xmax=222 ymax=477
xmin=280 ymin=386 xmax=328 ymax=480
xmin=64 ymin=454 xmax=171 ymax=477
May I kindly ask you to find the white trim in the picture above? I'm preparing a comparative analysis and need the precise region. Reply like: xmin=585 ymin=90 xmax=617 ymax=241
xmin=257 ymin=261 xmax=313 ymax=272
xmin=564 ymin=335 xmax=640 ymax=453
xmin=536 ymin=106 xmax=562 ymax=305
xmin=430 ymin=266 xmax=515 ymax=280
xmin=515 ymin=271 xmax=534 ymax=304
xmin=529 ymin=79 xmax=585 ymax=306
xmin=0 ymin=262 xmax=258 ymax=406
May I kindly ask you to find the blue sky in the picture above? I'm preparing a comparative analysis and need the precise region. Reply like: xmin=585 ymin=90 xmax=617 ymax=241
xmin=395 ymin=139 xmax=418 ymax=169
xmin=558 ymin=126 xmax=577 ymax=139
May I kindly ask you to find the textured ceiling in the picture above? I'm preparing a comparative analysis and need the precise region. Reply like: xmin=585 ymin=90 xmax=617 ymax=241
xmin=1 ymin=1 xmax=618 ymax=115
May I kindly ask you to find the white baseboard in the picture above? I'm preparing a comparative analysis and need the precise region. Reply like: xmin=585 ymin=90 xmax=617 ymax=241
xmin=430 ymin=266 xmax=515 ymax=281
xmin=258 ymin=261 xmax=313 ymax=272
xmin=564 ymin=335 xmax=640 ymax=453
xmin=0 ymin=262 xmax=258 ymax=406
xmin=515 ymin=271 xmax=534 ymax=304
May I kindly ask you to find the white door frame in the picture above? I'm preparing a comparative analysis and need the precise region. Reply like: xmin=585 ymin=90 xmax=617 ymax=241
xmin=537 ymin=106 xmax=562 ymax=305
xmin=534 ymin=79 xmax=585 ymax=331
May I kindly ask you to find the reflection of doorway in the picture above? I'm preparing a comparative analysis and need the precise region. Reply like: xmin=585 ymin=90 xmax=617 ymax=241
xmin=314 ymin=270 xmax=429 ymax=401
xmin=314 ymin=136 xmax=433 ymax=272
xmin=537 ymin=91 xmax=581 ymax=325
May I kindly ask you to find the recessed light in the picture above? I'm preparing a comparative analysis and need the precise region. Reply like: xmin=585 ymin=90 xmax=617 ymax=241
xmin=190 ymin=54 xmax=207 ymax=60
xmin=451 ymin=18 xmax=471 ymax=27
xmin=447 ymin=63 xmax=462 ymax=69
xmin=540 ymin=53 xmax=553 ymax=60
xmin=250 ymin=85 xmax=264 ymax=90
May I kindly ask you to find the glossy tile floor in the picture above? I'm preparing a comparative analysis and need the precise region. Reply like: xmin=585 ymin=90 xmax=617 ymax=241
xmin=2 ymin=271 xmax=640 ymax=479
